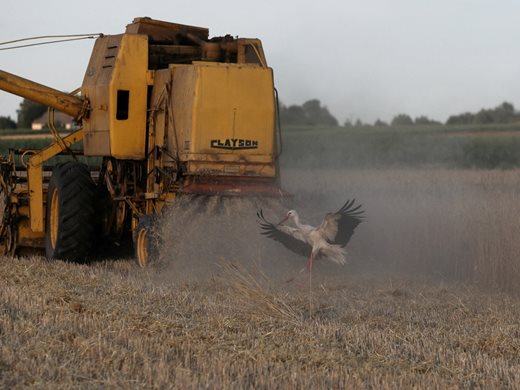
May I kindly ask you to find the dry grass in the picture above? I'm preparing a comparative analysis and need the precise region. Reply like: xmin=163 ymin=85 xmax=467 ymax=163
xmin=2 ymin=167 xmax=520 ymax=388
xmin=2 ymin=257 xmax=520 ymax=389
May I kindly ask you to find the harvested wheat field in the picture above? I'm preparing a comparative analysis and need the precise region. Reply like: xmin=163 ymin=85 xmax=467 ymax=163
xmin=1 ymin=258 xmax=520 ymax=388
xmin=2 ymin=167 xmax=520 ymax=388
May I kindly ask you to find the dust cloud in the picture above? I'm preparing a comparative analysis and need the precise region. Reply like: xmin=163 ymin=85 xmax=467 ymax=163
xmin=154 ymin=194 xmax=303 ymax=284
xmin=282 ymin=167 xmax=520 ymax=291
xmin=149 ymin=165 xmax=520 ymax=291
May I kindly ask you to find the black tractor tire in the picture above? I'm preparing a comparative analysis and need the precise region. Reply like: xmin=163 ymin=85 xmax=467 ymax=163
xmin=45 ymin=161 xmax=96 ymax=262
xmin=134 ymin=215 xmax=161 ymax=268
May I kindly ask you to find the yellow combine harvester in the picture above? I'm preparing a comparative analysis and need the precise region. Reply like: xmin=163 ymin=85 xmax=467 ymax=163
xmin=0 ymin=17 xmax=281 ymax=266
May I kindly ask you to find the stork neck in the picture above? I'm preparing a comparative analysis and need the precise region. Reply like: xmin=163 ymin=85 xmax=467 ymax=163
xmin=292 ymin=214 xmax=303 ymax=228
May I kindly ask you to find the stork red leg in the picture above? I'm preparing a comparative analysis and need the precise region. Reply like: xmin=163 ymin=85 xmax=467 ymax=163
xmin=306 ymin=253 xmax=314 ymax=272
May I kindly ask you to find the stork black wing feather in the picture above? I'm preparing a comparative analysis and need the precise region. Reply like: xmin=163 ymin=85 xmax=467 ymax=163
xmin=331 ymin=199 xmax=365 ymax=247
xmin=256 ymin=210 xmax=310 ymax=257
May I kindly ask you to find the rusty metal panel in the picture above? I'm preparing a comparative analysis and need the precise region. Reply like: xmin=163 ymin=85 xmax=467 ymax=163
xmin=84 ymin=129 xmax=110 ymax=156
xmin=169 ymin=62 xmax=276 ymax=178
xmin=82 ymin=35 xmax=120 ymax=156
xmin=186 ymin=161 xmax=276 ymax=177
xmin=108 ymin=34 xmax=149 ymax=159
xmin=126 ymin=17 xmax=209 ymax=43
xmin=181 ymin=176 xmax=282 ymax=196
xmin=192 ymin=63 xmax=275 ymax=158
xmin=17 ymin=218 xmax=45 ymax=248
xmin=170 ymin=65 xmax=196 ymax=156
xmin=82 ymin=34 xmax=149 ymax=159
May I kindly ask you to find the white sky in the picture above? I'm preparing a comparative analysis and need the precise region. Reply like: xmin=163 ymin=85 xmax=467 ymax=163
xmin=2 ymin=0 xmax=520 ymax=124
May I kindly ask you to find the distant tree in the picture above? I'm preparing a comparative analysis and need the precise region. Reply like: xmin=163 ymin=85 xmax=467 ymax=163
xmin=354 ymin=119 xmax=364 ymax=127
xmin=301 ymin=99 xmax=338 ymax=126
xmin=414 ymin=116 xmax=441 ymax=126
xmin=0 ymin=116 xmax=17 ymax=129
xmin=446 ymin=102 xmax=519 ymax=125
xmin=374 ymin=119 xmax=388 ymax=127
xmin=343 ymin=119 xmax=353 ymax=128
xmin=301 ymin=99 xmax=322 ymax=122
xmin=17 ymin=99 xmax=47 ymax=128
xmin=446 ymin=112 xmax=475 ymax=125
xmin=391 ymin=114 xmax=414 ymax=126
xmin=280 ymin=104 xmax=306 ymax=126
xmin=474 ymin=109 xmax=494 ymax=124
xmin=489 ymin=101 xmax=516 ymax=123
xmin=280 ymin=99 xmax=338 ymax=126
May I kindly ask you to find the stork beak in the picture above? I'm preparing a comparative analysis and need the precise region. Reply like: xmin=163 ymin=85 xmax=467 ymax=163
xmin=277 ymin=216 xmax=289 ymax=226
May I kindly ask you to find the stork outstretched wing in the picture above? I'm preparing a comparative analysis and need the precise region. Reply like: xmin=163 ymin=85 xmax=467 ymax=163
xmin=257 ymin=210 xmax=310 ymax=257
xmin=318 ymin=199 xmax=364 ymax=247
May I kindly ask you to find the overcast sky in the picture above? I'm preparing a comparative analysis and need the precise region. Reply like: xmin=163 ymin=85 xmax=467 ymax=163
xmin=2 ymin=0 xmax=520 ymax=124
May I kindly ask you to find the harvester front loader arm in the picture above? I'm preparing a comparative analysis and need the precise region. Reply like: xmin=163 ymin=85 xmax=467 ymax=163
xmin=0 ymin=70 xmax=87 ymax=120
xmin=0 ymin=69 xmax=90 ymax=233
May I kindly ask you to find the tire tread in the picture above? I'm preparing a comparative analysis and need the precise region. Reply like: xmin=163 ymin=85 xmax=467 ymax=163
xmin=45 ymin=161 xmax=96 ymax=262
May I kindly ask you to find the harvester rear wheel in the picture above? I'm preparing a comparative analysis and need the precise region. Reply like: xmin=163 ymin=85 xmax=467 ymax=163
xmin=135 ymin=215 xmax=160 ymax=268
xmin=45 ymin=161 xmax=96 ymax=262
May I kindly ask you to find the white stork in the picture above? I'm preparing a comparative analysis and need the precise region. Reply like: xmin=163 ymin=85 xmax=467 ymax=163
xmin=257 ymin=200 xmax=364 ymax=271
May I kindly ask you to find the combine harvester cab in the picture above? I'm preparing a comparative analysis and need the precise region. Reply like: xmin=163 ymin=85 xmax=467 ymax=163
xmin=0 ymin=17 xmax=283 ymax=266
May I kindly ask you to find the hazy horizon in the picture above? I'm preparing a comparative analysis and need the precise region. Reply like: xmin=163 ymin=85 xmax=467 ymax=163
xmin=2 ymin=0 xmax=520 ymax=124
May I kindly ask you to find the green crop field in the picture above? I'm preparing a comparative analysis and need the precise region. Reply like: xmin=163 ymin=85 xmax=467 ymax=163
xmin=281 ymin=123 xmax=520 ymax=169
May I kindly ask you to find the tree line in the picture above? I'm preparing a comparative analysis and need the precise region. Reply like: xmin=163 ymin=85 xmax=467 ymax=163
xmin=281 ymin=100 xmax=520 ymax=128
xmin=445 ymin=102 xmax=518 ymax=125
